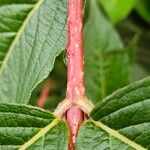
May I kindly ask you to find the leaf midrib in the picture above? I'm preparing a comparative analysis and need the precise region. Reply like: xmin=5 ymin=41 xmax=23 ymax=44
xmin=92 ymin=120 xmax=146 ymax=150
xmin=99 ymin=50 xmax=106 ymax=99
xmin=0 ymin=0 xmax=45 ymax=75
xmin=17 ymin=0 xmax=61 ymax=102
xmin=19 ymin=118 xmax=59 ymax=150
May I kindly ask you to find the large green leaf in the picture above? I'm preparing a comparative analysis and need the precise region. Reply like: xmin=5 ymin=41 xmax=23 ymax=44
xmin=99 ymin=0 xmax=136 ymax=24
xmin=84 ymin=0 xmax=129 ymax=104
xmin=76 ymin=120 xmax=146 ymax=150
xmin=0 ymin=0 xmax=67 ymax=104
xmin=136 ymin=0 xmax=150 ymax=23
xmin=0 ymin=103 xmax=69 ymax=149
xmin=0 ymin=0 xmax=37 ymax=66
xmin=90 ymin=77 xmax=150 ymax=149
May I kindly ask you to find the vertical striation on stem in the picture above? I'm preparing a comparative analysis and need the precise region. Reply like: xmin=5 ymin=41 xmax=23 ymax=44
xmin=66 ymin=0 xmax=85 ymax=149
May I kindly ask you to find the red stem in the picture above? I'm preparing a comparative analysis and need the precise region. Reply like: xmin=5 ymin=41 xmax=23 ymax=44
xmin=66 ymin=0 xmax=85 ymax=149
xmin=37 ymin=80 xmax=51 ymax=108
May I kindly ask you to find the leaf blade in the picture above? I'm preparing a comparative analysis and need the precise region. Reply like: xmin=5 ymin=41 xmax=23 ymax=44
xmin=0 ymin=2 xmax=37 ymax=67
xmin=0 ymin=0 xmax=67 ymax=104
xmin=136 ymin=0 xmax=150 ymax=23
xmin=0 ymin=103 xmax=69 ymax=150
xmin=91 ymin=77 xmax=150 ymax=148
xmin=76 ymin=120 xmax=145 ymax=150
xmin=99 ymin=0 xmax=136 ymax=24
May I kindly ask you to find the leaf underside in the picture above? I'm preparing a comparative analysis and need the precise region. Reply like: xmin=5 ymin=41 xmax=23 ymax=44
xmin=90 ymin=77 xmax=150 ymax=149
xmin=0 ymin=103 xmax=69 ymax=150
xmin=0 ymin=0 xmax=67 ymax=104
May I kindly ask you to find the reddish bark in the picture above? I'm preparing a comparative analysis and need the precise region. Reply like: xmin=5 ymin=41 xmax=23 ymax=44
xmin=37 ymin=80 xmax=51 ymax=108
xmin=66 ymin=0 xmax=85 ymax=149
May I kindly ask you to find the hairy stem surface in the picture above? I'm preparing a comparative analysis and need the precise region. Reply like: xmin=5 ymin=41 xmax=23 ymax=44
xmin=66 ymin=0 xmax=85 ymax=149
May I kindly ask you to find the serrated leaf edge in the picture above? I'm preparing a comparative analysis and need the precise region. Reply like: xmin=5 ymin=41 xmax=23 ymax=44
xmin=19 ymin=118 xmax=59 ymax=150
xmin=91 ymin=119 xmax=146 ymax=150
xmin=0 ymin=0 xmax=44 ymax=74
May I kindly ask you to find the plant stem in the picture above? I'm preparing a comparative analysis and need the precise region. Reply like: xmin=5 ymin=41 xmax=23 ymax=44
xmin=37 ymin=79 xmax=51 ymax=108
xmin=66 ymin=0 xmax=85 ymax=149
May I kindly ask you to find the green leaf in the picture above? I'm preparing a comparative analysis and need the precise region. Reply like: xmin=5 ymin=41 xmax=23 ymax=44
xmin=136 ymin=0 xmax=150 ymax=23
xmin=0 ymin=103 xmax=69 ymax=150
xmin=126 ymin=34 xmax=139 ymax=65
xmin=84 ymin=0 xmax=129 ymax=104
xmin=76 ymin=120 xmax=145 ymax=150
xmin=99 ymin=0 xmax=136 ymax=24
xmin=91 ymin=77 xmax=150 ymax=149
xmin=0 ymin=0 xmax=67 ymax=104
xmin=0 ymin=0 xmax=38 ymax=66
